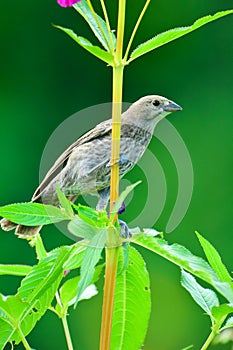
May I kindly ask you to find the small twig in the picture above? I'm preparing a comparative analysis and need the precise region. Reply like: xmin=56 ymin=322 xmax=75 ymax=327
xmin=99 ymin=0 xmax=115 ymax=52
xmin=200 ymin=324 xmax=219 ymax=350
xmin=56 ymin=292 xmax=74 ymax=350
xmin=17 ymin=327 xmax=32 ymax=350
xmin=124 ymin=0 xmax=151 ymax=62
xmin=86 ymin=0 xmax=112 ymax=52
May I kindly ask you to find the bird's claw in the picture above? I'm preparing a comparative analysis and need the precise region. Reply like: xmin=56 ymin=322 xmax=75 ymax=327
xmin=119 ymin=220 xmax=132 ymax=239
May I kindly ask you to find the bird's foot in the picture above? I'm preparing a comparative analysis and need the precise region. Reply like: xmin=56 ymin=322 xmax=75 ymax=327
xmin=119 ymin=220 xmax=132 ymax=239
xmin=106 ymin=156 xmax=132 ymax=168
xmin=117 ymin=201 xmax=126 ymax=214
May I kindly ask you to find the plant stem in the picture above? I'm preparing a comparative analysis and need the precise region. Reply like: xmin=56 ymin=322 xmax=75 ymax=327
xmin=56 ymin=292 xmax=74 ymax=350
xmin=100 ymin=1 xmax=126 ymax=349
xmin=18 ymin=327 xmax=31 ymax=350
xmin=62 ymin=315 xmax=74 ymax=350
xmin=109 ymin=0 xmax=126 ymax=214
xmin=86 ymin=0 xmax=112 ymax=52
xmin=99 ymin=0 xmax=114 ymax=52
xmin=99 ymin=246 xmax=120 ymax=350
xmin=200 ymin=325 xmax=219 ymax=350
xmin=109 ymin=64 xmax=124 ymax=215
xmin=124 ymin=0 xmax=151 ymax=63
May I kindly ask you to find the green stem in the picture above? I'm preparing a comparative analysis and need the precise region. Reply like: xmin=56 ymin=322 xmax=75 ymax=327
xmin=109 ymin=64 xmax=124 ymax=215
xmin=99 ymin=1 xmax=126 ymax=349
xmin=99 ymin=247 xmax=120 ymax=350
xmin=110 ymin=0 xmax=126 ymax=214
xmin=62 ymin=315 xmax=74 ymax=350
xmin=99 ymin=0 xmax=114 ymax=52
xmin=18 ymin=327 xmax=31 ymax=350
xmin=123 ymin=0 xmax=151 ymax=63
xmin=56 ymin=292 xmax=74 ymax=350
xmin=86 ymin=0 xmax=112 ymax=52
xmin=200 ymin=324 xmax=219 ymax=350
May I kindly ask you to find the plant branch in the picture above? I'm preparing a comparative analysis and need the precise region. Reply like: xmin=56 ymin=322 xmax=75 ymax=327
xmin=99 ymin=0 xmax=114 ymax=52
xmin=56 ymin=292 xmax=74 ymax=350
xmin=109 ymin=0 xmax=126 ymax=215
xmin=200 ymin=324 xmax=219 ymax=350
xmin=99 ymin=246 xmax=120 ymax=350
xmin=18 ymin=327 xmax=31 ymax=350
xmin=124 ymin=0 xmax=151 ymax=63
xmin=86 ymin=0 xmax=112 ymax=52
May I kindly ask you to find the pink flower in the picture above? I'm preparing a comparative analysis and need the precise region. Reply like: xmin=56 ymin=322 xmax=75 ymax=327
xmin=57 ymin=0 xmax=82 ymax=7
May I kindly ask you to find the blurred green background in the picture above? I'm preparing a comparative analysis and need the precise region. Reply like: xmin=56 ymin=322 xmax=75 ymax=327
xmin=0 ymin=0 xmax=232 ymax=349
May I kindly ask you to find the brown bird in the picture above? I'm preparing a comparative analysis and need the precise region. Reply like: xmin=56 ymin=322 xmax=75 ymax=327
xmin=1 ymin=95 xmax=182 ymax=237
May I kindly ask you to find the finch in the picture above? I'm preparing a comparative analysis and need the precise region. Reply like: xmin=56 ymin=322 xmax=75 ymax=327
xmin=1 ymin=95 xmax=182 ymax=237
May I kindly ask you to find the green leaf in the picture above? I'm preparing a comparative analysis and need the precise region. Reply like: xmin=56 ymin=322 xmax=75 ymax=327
xmin=59 ymin=265 xmax=103 ymax=309
xmin=34 ymin=234 xmax=47 ymax=260
xmin=0 ymin=202 xmax=68 ymax=226
xmin=77 ymin=204 xmax=109 ymax=228
xmin=196 ymin=232 xmax=233 ymax=289
xmin=129 ymin=10 xmax=233 ymax=62
xmin=75 ymin=230 xmax=107 ymax=307
xmin=0 ymin=315 xmax=15 ymax=350
xmin=212 ymin=304 xmax=233 ymax=322
xmin=0 ymin=264 xmax=32 ymax=276
xmin=68 ymin=215 xmax=98 ymax=240
xmin=0 ymin=246 xmax=80 ymax=346
xmin=181 ymin=270 xmax=219 ymax=316
xmin=63 ymin=244 xmax=86 ymax=270
xmin=73 ymin=0 xmax=116 ymax=51
xmin=110 ymin=246 xmax=151 ymax=350
xmin=223 ymin=316 xmax=233 ymax=329
xmin=0 ymin=294 xmax=28 ymax=347
xmin=132 ymin=234 xmax=233 ymax=303
xmin=55 ymin=25 xmax=114 ymax=65
xmin=181 ymin=346 xmax=194 ymax=350
xmin=56 ymin=184 xmax=74 ymax=218
xmin=18 ymin=246 xmax=70 ymax=303
xmin=110 ymin=181 xmax=141 ymax=220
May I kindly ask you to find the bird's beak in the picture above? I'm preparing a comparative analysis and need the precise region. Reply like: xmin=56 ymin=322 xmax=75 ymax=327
xmin=163 ymin=101 xmax=182 ymax=112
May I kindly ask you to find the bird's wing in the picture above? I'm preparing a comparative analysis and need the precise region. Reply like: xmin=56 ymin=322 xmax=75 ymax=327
xmin=32 ymin=119 xmax=112 ymax=201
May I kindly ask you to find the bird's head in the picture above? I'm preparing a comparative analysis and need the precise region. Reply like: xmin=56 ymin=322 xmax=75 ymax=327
xmin=123 ymin=95 xmax=182 ymax=131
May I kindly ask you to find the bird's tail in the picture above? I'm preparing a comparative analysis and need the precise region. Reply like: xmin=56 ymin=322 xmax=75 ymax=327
xmin=1 ymin=218 xmax=41 ymax=238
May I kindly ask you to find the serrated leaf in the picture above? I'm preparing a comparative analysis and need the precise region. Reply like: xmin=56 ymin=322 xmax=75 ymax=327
xmin=18 ymin=246 xmax=70 ymax=303
xmin=34 ymin=234 xmax=47 ymax=260
xmin=63 ymin=244 xmax=86 ymax=270
xmin=59 ymin=265 xmax=103 ymax=308
xmin=0 ymin=202 xmax=68 ymax=226
xmin=181 ymin=270 xmax=219 ymax=316
xmin=110 ymin=246 xmax=151 ymax=350
xmin=56 ymin=184 xmax=74 ymax=218
xmin=68 ymin=215 xmax=98 ymax=240
xmin=143 ymin=228 xmax=162 ymax=237
xmin=76 ymin=204 xmax=109 ymax=228
xmin=1 ymin=246 xmax=74 ymax=344
xmin=110 ymin=181 xmax=141 ymax=220
xmin=196 ymin=232 xmax=233 ymax=289
xmin=55 ymin=25 xmax=114 ymax=64
xmin=129 ymin=10 xmax=233 ymax=62
xmin=132 ymin=234 xmax=233 ymax=303
xmin=0 ymin=264 xmax=32 ymax=276
xmin=75 ymin=230 xmax=107 ymax=306
xmin=73 ymin=0 xmax=116 ymax=51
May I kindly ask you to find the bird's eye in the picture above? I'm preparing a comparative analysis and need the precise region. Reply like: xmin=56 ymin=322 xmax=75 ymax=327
xmin=152 ymin=100 xmax=160 ymax=107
